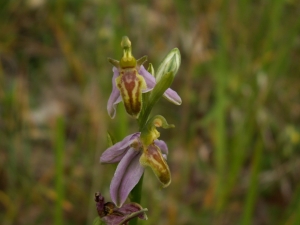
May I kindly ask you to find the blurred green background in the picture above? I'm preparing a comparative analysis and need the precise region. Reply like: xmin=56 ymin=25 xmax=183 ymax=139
xmin=0 ymin=0 xmax=300 ymax=225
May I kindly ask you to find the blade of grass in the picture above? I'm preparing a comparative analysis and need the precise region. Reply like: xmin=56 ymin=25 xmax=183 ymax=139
xmin=214 ymin=1 xmax=229 ymax=210
xmin=282 ymin=186 xmax=300 ymax=225
xmin=222 ymin=110 xmax=256 ymax=207
xmin=241 ymin=137 xmax=263 ymax=225
xmin=54 ymin=116 xmax=65 ymax=225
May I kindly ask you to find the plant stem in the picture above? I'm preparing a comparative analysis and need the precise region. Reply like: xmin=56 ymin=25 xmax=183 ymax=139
xmin=130 ymin=174 xmax=144 ymax=203
xmin=129 ymin=174 xmax=144 ymax=225
xmin=129 ymin=96 xmax=150 ymax=225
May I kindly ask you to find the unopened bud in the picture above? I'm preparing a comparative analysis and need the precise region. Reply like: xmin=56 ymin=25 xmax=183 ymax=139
xmin=156 ymin=48 xmax=181 ymax=83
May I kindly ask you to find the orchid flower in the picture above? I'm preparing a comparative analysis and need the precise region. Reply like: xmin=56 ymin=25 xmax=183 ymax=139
xmin=107 ymin=36 xmax=182 ymax=119
xmin=95 ymin=192 xmax=147 ymax=225
xmin=100 ymin=116 xmax=173 ymax=207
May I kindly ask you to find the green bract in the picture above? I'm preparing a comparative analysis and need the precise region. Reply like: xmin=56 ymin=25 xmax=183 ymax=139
xmin=139 ymin=71 xmax=175 ymax=124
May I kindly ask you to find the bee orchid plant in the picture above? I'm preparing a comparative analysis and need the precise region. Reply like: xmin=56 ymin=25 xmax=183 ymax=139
xmin=94 ymin=36 xmax=181 ymax=225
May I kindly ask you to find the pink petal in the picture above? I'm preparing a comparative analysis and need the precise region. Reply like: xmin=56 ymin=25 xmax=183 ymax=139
xmin=163 ymin=88 xmax=182 ymax=105
xmin=100 ymin=133 xmax=140 ymax=163
xmin=139 ymin=65 xmax=155 ymax=92
xmin=107 ymin=67 xmax=122 ymax=119
xmin=110 ymin=149 xmax=144 ymax=207
xmin=154 ymin=139 xmax=168 ymax=155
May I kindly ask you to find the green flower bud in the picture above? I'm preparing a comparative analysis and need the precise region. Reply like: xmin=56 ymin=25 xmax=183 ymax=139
xmin=155 ymin=48 xmax=181 ymax=83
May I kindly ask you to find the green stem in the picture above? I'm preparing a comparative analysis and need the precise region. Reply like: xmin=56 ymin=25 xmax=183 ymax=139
xmin=129 ymin=115 xmax=147 ymax=225
xmin=129 ymin=175 xmax=144 ymax=225
xmin=129 ymin=92 xmax=152 ymax=225
xmin=130 ymin=174 xmax=144 ymax=203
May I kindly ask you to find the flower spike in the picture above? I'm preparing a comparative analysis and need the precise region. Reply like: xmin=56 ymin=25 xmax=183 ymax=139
xmin=101 ymin=36 xmax=182 ymax=224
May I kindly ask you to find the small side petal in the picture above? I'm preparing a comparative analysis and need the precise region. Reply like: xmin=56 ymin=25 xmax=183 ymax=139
xmin=110 ymin=149 xmax=144 ymax=207
xmin=163 ymin=88 xmax=182 ymax=105
xmin=100 ymin=133 xmax=140 ymax=163
xmin=139 ymin=65 xmax=155 ymax=93
xmin=107 ymin=67 xmax=123 ymax=118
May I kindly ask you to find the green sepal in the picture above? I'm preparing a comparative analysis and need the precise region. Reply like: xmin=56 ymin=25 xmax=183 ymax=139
xmin=147 ymin=63 xmax=155 ymax=76
xmin=155 ymin=48 xmax=181 ymax=82
xmin=137 ymin=56 xmax=148 ymax=67
xmin=108 ymin=58 xmax=120 ymax=68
